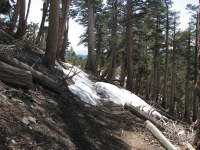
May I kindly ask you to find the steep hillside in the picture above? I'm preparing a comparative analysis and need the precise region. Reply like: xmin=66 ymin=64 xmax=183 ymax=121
xmin=0 ymin=29 xmax=191 ymax=150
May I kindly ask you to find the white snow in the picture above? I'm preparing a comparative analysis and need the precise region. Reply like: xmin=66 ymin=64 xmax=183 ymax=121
xmin=57 ymin=63 xmax=163 ymax=118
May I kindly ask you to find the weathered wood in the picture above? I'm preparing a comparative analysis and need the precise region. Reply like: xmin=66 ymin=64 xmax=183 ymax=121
xmin=0 ymin=61 xmax=32 ymax=88
xmin=0 ymin=55 xmax=62 ymax=94
xmin=144 ymin=120 xmax=177 ymax=150
xmin=124 ymin=103 xmax=166 ymax=131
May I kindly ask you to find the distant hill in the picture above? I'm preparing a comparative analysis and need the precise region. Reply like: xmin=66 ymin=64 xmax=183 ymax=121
xmin=76 ymin=54 xmax=87 ymax=59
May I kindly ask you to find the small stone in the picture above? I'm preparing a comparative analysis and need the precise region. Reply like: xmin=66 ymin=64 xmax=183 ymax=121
xmin=11 ymin=139 xmax=16 ymax=144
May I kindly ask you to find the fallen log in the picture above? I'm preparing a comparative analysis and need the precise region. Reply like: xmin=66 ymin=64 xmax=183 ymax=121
xmin=0 ymin=61 xmax=32 ymax=89
xmin=124 ymin=103 xmax=167 ymax=131
xmin=0 ymin=55 xmax=62 ymax=94
xmin=144 ymin=120 xmax=177 ymax=150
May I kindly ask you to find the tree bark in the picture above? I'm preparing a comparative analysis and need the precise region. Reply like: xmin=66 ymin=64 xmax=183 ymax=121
xmin=42 ymin=0 xmax=59 ymax=71
xmin=85 ymin=0 xmax=96 ymax=72
xmin=0 ymin=61 xmax=32 ymax=89
xmin=144 ymin=120 xmax=177 ymax=150
xmin=0 ymin=55 xmax=62 ymax=94
xmin=126 ymin=0 xmax=133 ymax=91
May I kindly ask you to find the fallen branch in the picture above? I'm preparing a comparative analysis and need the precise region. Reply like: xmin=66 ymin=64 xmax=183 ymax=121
xmin=0 ymin=61 xmax=32 ymax=89
xmin=0 ymin=55 xmax=63 ymax=94
xmin=124 ymin=103 xmax=168 ymax=131
xmin=144 ymin=120 xmax=178 ymax=150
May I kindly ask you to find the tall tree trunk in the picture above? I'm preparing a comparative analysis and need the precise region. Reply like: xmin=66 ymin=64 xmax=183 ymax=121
xmin=15 ymin=0 xmax=31 ymax=39
xmin=85 ymin=0 xmax=96 ymax=72
xmin=162 ymin=4 xmax=169 ymax=109
xmin=8 ymin=0 xmax=20 ymax=33
xmin=106 ymin=0 xmax=117 ymax=82
xmin=194 ymin=5 xmax=200 ymax=148
xmin=35 ymin=0 xmax=49 ymax=45
xmin=193 ymin=11 xmax=198 ymax=122
xmin=57 ymin=0 xmax=71 ymax=59
xmin=42 ymin=0 xmax=59 ymax=71
xmin=126 ymin=0 xmax=133 ymax=91
xmin=59 ymin=19 xmax=69 ymax=61
xmin=169 ymin=16 xmax=176 ymax=114
xmin=184 ymin=24 xmax=191 ymax=122
xmin=153 ymin=18 xmax=160 ymax=102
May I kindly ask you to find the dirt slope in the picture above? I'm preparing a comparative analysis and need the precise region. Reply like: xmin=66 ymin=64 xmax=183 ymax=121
xmin=0 ymin=28 xmax=167 ymax=150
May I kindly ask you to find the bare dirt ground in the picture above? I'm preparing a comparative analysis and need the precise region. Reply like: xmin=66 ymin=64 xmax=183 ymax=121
xmin=0 ymin=27 xmax=187 ymax=150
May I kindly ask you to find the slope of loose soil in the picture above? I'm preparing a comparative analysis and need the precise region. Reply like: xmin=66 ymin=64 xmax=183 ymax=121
xmin=0 ymin=28 xmax=171 ymax=150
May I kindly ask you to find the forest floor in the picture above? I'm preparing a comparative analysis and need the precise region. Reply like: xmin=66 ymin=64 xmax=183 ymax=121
xmin=0 ymin=26 xmax=191 ymax=150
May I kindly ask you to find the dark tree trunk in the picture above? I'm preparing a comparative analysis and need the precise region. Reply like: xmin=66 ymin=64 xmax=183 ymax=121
xmin=85 ymin=0 xmax=96 ymax=72
xmin=126 ymin=0 xmax=133 ymax=91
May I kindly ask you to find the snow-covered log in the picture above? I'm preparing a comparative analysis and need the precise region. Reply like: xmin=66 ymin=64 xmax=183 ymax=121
xmin=144 ymin=120 xmax=177 ymax=150
xmin=0 ymin=55 xmax=62 ymax=94
xmin=0 ymin=61 xmax=32 ymax=88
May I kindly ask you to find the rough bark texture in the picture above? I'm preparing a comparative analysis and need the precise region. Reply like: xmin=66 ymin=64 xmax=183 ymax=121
xmin=42 ymin=0 xmax=59 ymax=71
xmin=0 ymin=61 xmax=32 ymax=89
xmin=126 ymin=0 xmax=133 ymax=91
xmin=0 ymin=55 xmax=62 ymax=94
xmin=85 ymin=0 xmax=96 ymax=72
xmin=144 ymin=120 xmax=177 ymax=150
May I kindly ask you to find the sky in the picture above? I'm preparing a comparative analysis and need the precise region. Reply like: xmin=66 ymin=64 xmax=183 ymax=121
xmin=27 ymin=0 xmax=199 ymax=54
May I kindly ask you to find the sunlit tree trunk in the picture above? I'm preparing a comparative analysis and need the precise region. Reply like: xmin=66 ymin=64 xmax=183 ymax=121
xmin=15 ymin=0 xmax=31 ymax=39
xmin=35 ymin=0 xmax=49 ymax=45
xmin=42 ymin=0 xmax=59 ymax=71
xmin=85 ymin=0 xmax=96 ymax=72
xmin=126 ymin=0 xmax=133 ymax=91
